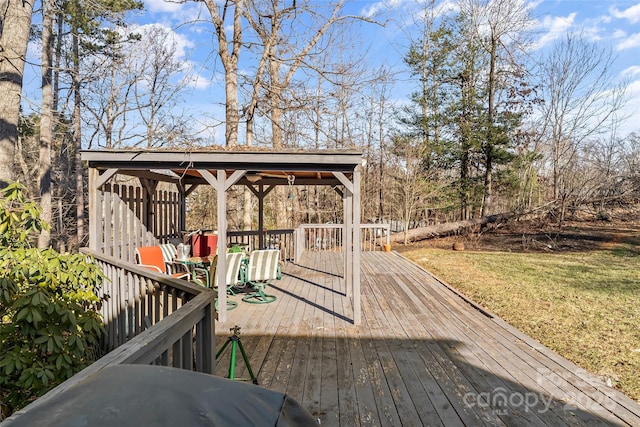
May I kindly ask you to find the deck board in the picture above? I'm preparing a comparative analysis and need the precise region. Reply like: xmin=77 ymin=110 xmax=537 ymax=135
xmin=216 ymin=251 xmax=640 ymax=426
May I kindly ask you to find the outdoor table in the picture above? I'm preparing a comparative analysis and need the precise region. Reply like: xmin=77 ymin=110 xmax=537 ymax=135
xmin=174 ymin=256 xmax=213 ymax=283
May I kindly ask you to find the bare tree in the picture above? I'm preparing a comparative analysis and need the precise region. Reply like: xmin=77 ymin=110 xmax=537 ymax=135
xmin=389 ymin=134 xmax=435 ymax=243
xmin=622 ymin=133 xmax=640 ymax=199
xmin=241 ymin=0 xmax=375 ymax=227
xmin=537 ymin=33 xmax=628 ymax=221
xmin=82 ymin=25 xmax=192 ymax=148
xmin=82 ymin=47 xmax=137 ymax=148
xmin=361 ymin=71 xmax=393 ymax=222
xmin=460 ymin=0 xmax=536 ymax=216
xmin=38 ymin=0 xmax=55 ymax=248
xmin=245 ymin=0 xmax=368 ymax=150
xmin=202 ymin=0 xmax=244 ymax=147
xmin=0 ymin=0 xmax=34 ymax=185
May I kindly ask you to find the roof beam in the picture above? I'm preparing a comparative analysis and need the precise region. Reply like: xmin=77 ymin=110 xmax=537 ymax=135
xmin=95 ymin=169 xmax=118 ymax=188
xmin=332 ymin=172 xmax=353 ymax=194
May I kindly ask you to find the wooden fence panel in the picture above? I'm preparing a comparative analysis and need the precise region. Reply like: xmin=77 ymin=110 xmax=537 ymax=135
xmin=96 ymin=184 xmax=181 ymax=262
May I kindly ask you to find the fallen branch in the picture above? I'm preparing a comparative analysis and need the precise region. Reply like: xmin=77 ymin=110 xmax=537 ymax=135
xmin=390 ymin=201 xmax=558 ymax=244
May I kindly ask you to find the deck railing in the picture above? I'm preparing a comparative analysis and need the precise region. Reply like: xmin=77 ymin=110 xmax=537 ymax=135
xmin=294 ymin=223 xmax=391 ymax=260
xmin=225 ymin=224 xmax=390 ymax=263
xmin=85 ymin=249 xmax=215 ymax=359
xmin=226 ymin=229 xmax=295 ymax=260
xmin=361 ymin=224 xmax=392 ymax=251
xmin=5 ymin=250 xmax=215 ymax=423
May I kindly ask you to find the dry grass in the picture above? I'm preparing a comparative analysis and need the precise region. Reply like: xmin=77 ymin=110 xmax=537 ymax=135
xmin=402 ymin=235 xmax=640 ymax=402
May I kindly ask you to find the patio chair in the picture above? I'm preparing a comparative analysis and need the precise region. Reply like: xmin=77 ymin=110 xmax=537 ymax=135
xmin=242 ymin=249 xmax=280 ymax=304
xmin=158 ymin=243 xmax=181 ymax=275
xmin=135 ymin=245 xmax=190 ymax=280
xmin=196 ymin=252 xmax=245 ymax=311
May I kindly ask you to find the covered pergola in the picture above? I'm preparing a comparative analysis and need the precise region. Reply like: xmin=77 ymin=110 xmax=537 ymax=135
xmin=81 ymin=149 xmax=364 ymax=323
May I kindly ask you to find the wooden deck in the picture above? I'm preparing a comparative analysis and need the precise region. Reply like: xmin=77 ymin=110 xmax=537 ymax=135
xmin=215 ymin=252 xmax=640 ymax=426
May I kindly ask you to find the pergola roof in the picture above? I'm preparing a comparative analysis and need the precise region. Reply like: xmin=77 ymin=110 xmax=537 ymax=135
xmin=81 ymin=149 xmax=363 ymax=187
xmin=82 ymin=148 xmax=364 ymax=324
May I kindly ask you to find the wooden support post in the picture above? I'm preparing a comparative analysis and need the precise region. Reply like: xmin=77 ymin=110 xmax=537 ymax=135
xmin=177 ymin=182 xmax=187 ymax=236
xmin=88 ymin=168 xmax=99 ymax=251
xmin=343 ymin=190 xmax=353 ymax=298
xmin=258 ymin=184 xmax=265 ymax=250
xmin=246 ymin=184 xmax=274 ymax=251
xmin=353 ymin=167 xmax=362 ymax=325
xmin=294 ymin=225 xmax=304 ymax=262
xmin=199 ymin=169 xmax=228 ymax=323
xmin=216 ymin=170 xmax=228 ymax=323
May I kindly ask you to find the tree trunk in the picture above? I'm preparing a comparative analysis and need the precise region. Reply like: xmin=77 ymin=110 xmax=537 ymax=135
xmin=482 ymin=37 xmax=497 ymax=217
xmin=225 ymin=68 xmax=239 ymax=147
xmin=269 ymin=59 xmax=288 ymax=229
xmin=73 ymin=31 xmax=84 ymax=248
xmin=0 ymin=0 xmax=34 ymax=185
xmin=389 ymin=212 xmax=511 ymax=244
xmin=38 ymin=0 xmax=54 ymax=248
xmin=243 ymin=110 xmax=254 ymax=230
xmin=203 ymin=0 xmax=243 ymax=148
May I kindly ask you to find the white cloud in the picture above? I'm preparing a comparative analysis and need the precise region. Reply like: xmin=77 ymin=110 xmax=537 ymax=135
xmin=580 ymin=19 xmax=606 ymax=42
xmin=428 ymin=0 xmax=458 ymax=18
xmin=627 ymin=77 xmax=640 ymax=95
xmin=361 ymin=0 xmax=404 ymax=19
xmin=143 ymin=0 xmax=205 ymax=25
xmin=610 ymin=3 xmax=640 ymax=23
xmin=618 ymin=78 xmax=640 ymax=135
xmin=621 ymin=65 xmax=640 ymax=78
xmin=616 ymin=32 xmax=640 ymax=50
xmin=532 ymin=13 xmax=576 ymax=50
xmin=184 ymin=71 xmax=213 ymax=90
xmin=612 ymin=29 xmax=627 ymax=39
xmin=128 ymin=23 xmax=195 ymax=59
xmin=145 ymin=0 xmax=182 ymax=14
xmin=361 ymin=0 xmax=457 ymax=20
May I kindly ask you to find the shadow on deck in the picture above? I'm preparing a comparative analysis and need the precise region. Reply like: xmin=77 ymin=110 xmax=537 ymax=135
xmin=5 ymin=250 xmax=639 ymax=426
xmin=217 ymin=251 xmax=640 ymax=427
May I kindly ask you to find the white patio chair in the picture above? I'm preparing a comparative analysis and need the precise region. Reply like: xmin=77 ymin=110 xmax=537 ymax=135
xmin=158 ymin=243 xmax=180 ymax=274
xmin=242 ymin=249 xmax=280 ymax=304
xmin=193 ymin=252 xmax=245 ymax=311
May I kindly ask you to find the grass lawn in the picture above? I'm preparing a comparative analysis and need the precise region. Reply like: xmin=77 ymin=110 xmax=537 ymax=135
xmin=402 ymin=234 xmax=640 ymax=402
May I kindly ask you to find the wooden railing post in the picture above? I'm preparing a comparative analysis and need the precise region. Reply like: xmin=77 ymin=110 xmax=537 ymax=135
xmin=195 ymin=298 xmax=215 ymax=374
xmin=295 ymin=226 xmax=304 ymax=261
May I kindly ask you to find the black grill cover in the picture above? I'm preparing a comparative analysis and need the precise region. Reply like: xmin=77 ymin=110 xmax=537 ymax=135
xmin=4 ymin=364 xmax=318 ymax=427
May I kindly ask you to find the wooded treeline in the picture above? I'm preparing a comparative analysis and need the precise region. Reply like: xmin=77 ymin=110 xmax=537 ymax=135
xmin=1 ymin=0 xmax=638 ymax=251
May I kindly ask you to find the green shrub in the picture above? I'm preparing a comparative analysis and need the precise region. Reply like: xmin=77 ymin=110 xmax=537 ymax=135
xmin=0 ymin=183 xmax=106 ymax=417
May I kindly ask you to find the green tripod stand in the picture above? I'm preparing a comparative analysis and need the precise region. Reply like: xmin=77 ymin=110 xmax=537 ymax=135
xmin=216 ymin=325 xmax=258 ymax=385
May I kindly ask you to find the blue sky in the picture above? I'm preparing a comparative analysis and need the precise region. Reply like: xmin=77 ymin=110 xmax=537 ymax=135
xmin=21 ymin=0 xmax=640 ymax=141
xmin=129 ymin=0 xmax=640 ymax=138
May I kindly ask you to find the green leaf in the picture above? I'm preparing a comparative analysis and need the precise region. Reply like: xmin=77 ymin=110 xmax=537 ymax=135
xmin=23 ymin=373 xmax=34 ymax=389
xmin=31 ymin=308 xmax=43 ymax=325
xmin=6 ymin=359 xmax=15 ymax=375
xmin=53 ymin=334 xmax=63 ymax=349
xmin=34 ymin=335 xmax=48 ymax=345
xmin=68 ymin=311 xmax=77 ymax=326
xmin=16 ymin=307 xmax=29 ymax=321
